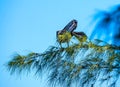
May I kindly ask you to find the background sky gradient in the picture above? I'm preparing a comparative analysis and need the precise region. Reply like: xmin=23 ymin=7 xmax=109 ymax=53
xmin=0 ymin=0 xmax=120 ymax=87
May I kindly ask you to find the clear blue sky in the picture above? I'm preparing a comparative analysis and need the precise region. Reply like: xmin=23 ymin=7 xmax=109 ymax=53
xmin=0 ymin=0 xmax=120 ymax=87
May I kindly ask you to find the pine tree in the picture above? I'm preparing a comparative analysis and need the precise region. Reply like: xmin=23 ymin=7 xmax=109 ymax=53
xmin=7 ymin=5 xmax=120 ymax=87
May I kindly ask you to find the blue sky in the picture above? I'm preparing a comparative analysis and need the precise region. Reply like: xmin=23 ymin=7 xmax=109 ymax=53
xmin=0 ymin=0 xmax=120 ymax=87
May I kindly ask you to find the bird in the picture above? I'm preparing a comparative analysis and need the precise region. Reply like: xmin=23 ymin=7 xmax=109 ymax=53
xmin=56 ymin=19 xmax=77 ymax=47
xmin=72 ymin=32 xmax=87 ymax=42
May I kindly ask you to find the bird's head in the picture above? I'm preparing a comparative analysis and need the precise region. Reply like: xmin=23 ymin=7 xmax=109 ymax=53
xmin=72 ymin=32 xmax=87 ymax=42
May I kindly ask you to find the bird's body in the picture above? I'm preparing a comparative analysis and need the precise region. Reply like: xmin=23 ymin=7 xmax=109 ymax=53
xmin=57 ymin=31 xmax=72 ymax=43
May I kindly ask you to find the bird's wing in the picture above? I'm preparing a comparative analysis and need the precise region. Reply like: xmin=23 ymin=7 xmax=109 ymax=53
xmin=63 ymin=19 xmax=77 ymax=32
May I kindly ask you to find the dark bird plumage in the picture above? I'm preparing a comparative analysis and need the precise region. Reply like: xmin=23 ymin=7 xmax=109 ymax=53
xmin=63 ymin=19 xmax=77 ymax=32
